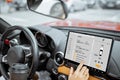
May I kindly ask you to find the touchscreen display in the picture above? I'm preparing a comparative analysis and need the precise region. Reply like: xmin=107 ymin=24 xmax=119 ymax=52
xmin=65 ymin=32 xmax=112 ymax=72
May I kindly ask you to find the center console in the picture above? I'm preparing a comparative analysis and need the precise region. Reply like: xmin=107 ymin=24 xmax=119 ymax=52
xmin=64 ymin=31 xmax=113 ymax=74
xmin=53 ymin=28 xmax=120 ymax=80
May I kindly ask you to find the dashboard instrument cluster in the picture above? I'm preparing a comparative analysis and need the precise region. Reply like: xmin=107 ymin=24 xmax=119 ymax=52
xmin=35 ymin=31 xmax=48 ymax=48
xmin=20 ymin=29 xmax=56 ymax=54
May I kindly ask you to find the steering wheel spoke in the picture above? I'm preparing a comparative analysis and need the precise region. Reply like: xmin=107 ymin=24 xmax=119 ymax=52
xmin=22 ymin=46 xmax=32 ymax=57
xmin=2 ymin=55 xmax=8 ymax=63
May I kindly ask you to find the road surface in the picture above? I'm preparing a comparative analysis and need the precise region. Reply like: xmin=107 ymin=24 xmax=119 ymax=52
xmin=1 ymin=9 xmax=120 ymax=27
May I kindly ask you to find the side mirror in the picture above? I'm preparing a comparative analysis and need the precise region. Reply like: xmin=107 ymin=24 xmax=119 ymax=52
xmin=27 ymin=0 xmax=68 ymax=19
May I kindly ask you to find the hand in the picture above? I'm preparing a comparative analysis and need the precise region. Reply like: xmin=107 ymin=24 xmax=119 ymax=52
xmin=68 ymin=62 xmax=89 ymax=80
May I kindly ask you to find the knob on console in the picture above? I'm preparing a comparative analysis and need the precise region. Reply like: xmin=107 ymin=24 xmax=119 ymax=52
xmin=54 ymin=51 xmax=64 ymax=66
xmin=58 ymin=74 xmax=67 ymax=80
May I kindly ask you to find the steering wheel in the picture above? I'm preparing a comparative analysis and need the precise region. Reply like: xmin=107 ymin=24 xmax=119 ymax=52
xmin=0 ymin=26 xmax=39 ymax=80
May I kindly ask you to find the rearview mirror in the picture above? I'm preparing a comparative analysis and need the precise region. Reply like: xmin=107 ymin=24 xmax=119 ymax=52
xmin=27 ymin=0 xmax=68 ymax=19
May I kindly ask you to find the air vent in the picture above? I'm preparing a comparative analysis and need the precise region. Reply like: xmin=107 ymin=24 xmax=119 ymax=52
xmin=54 ymin=51 xmax=64 ymax=66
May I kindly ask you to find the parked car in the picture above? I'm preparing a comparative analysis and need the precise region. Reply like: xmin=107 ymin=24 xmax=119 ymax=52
xmin=10 ymin=0 xmax=27 ymax=11
xmin=86 ymin=0 xmax=96 ymax=8
xmin=66 ymin=0 xmax=87 ymax=12
xmin=0 ymin=0 xmax=27 ymax=14
xmin=99 ymin=0 xmax=120 ymax=9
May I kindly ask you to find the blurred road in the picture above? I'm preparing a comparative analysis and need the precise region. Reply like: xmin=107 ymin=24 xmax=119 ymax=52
xmin=0 ymin=10 xmax=59 ymax=26
xmin=0 ymin=9 xmax=120 ymax=27
xmin=68 ymin=9 xmax=120 ymax=22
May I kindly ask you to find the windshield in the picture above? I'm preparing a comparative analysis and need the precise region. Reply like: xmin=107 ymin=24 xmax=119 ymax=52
xmin=0 ymin=1 xmax=120 ymax=80
xmin=0 ymin=0 xmax=120 ymax=30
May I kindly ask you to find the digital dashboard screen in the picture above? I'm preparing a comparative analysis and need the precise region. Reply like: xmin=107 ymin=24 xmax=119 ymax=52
xmin=65 ymin=32 xmax=113 ymax=72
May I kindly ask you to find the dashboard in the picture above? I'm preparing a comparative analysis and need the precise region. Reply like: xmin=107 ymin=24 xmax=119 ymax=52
xmin=2 ymin=25 xmax=120 ymax=80
xmin=28 ymin=26 xmax=120 ymax=80
xmin=51 ymin=26 xmax=120 ymax=80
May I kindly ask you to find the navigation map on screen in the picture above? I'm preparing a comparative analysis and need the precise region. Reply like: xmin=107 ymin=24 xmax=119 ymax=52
xmin=65 ymin=32 xmax=112 ymax=72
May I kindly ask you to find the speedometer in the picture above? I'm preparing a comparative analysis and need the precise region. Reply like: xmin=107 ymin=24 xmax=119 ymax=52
xmin=35 ymin=32 xmax=48 ymax=47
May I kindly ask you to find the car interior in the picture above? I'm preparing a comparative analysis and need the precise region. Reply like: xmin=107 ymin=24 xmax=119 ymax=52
xmin=0 ymin=0 xmax=120 ymax=80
